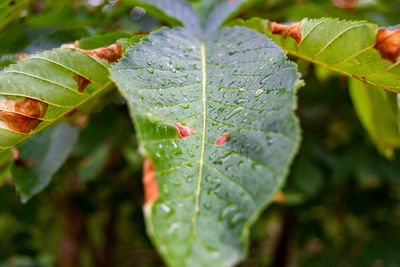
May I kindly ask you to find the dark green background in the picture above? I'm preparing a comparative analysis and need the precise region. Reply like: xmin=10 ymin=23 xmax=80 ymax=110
xmin=1 ymin=0 xmax=400 ymax=266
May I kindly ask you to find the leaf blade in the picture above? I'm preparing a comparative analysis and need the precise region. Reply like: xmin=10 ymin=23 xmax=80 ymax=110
xmin=111 ymin=26 xmax=300 ymax=266
xmin=0 ymin=46 xmax=117 ymax=151
xmin=11 ymin=123 xmax=79 ymax=202
xmin=349 ymin=79 xmax=400 ymax=158
xmin=231 ymin=18 xmax=400 ymax=92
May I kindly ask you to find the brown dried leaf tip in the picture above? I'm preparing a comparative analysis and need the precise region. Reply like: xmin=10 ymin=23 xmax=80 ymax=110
xmin=174 ymin=123 xmax=196 ymax=138
xmin=81 ymin=43 xmax=123 ymax=64
xmin=374 ymin=28 xmax=400 ymax=63
xmin=333 ymin=0 xmax=359 ymax=9
xmin=215 ymin=131 xmax=232 ymax=146
xmin=268 ymin=21 xmax=302 ymax=44
xmin=143 ymin=157 xmax=159 ymax=204
xmin=73 ymin=75 xmax=91 ymax=93
xmin=0 ymin=97 xmax=48 ymax=133
xmin=62 ymin=43 xmax=123 ymax=63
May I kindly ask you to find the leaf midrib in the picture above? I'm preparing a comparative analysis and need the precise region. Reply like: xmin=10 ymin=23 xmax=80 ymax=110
xmin=187 ymin=41 xmax=207 ymax=254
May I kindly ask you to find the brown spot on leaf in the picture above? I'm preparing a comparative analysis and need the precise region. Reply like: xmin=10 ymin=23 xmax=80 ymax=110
xmin=268 ymin=21 xmax=302 ymax=44
xmin=215 ymin=131 xmax=232 ymax=146
xmin=17 ymin=53 xmax=30 ymax=60
xmin=333 ymin=0 xmax=359 ymax=9
xmin=0 ymin=97 xmax=47 ymax=133
xmin=13 ymin=97 xmax=47 ymax=118
xmin=143 ymin=157 xmax=159 ymax=204
xmin=62 ymin=43 xmax=123 ymax=63
xmin=80 ymin=43 xmax=123 ymax=63
xmin=374 ymin=28 xmax=400 ymax=63
xmin=73 ymin=75 xmax=91 ymax=93
xmin=0 ymin=111 xmax=42 ymax=133
xmin=174 ymin=123 xmax=196 ymax=138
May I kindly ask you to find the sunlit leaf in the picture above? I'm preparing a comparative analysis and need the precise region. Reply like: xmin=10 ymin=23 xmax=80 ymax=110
xmin=0 ymin=46 xmax=117 ymax=152
xmin=231 ymin=18 xmax=400 ymax=92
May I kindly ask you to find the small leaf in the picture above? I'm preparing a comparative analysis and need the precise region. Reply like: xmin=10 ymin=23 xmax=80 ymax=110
xmin=121 ymin=0 xmax=201 ymax=34
xmin=349 ymin=79 xmax=400 ymax=158
xmin=11 ymin=123 xmax=79 ymax=202
xmin=112 ymin=26 xmax=300 ymax=266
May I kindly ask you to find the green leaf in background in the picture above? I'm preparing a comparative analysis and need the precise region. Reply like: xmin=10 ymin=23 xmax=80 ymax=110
xmin=11 ymin=123 xmax=78 ymax=202
xmin=77 ymin=32 xmax=133 ymax=50
xmin=0 ymin=55 xmax=18 ymax=69
xmin=0 ymin=0 xmax=31 ymax=32
xmin=283 ymin=155 xmax=324 ymax=205
xmin=0 ymin=46 xmax=115 ymax=151
xmin=0 ymin=150 xmax=12 ymax=186
xmin=349 ymin=79 xmax=400 ymax=158
xmin=121 ymin=0 xmax=201 ymax=34
xmin=111 ymin=26 xmax=300 ymax=266
xmin=231 ymin=18 xmax=400 ymax=92
xmin=195 ymin=0 xmax=254 ymax=37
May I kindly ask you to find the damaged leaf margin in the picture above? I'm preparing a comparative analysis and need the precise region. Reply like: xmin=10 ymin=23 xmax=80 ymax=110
xmin=0 ymin=43 xmax=120 ymax=150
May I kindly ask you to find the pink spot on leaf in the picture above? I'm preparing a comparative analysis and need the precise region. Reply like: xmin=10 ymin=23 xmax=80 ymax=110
xmin=216 ymin=131 xmax=232 ymax=146
xmin=174 ymin=123 xmax=196 ymax=138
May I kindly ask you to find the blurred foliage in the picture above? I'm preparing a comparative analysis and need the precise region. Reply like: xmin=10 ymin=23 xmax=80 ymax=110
xmin=0 ymin=0 xmax=400 ymax=266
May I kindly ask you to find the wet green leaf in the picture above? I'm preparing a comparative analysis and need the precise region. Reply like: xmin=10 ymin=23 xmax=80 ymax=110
xmin=111 ymin=26 xmax=300 ymax=266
